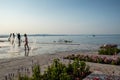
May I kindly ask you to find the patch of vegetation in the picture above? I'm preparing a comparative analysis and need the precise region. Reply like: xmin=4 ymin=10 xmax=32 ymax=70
xmin=98 ymin=44 xmax=120 ymax=55
xmin=64 ymin=54 xmax=120 ymax=65
xmin=15 ymin=59 xmax=90 ymax=80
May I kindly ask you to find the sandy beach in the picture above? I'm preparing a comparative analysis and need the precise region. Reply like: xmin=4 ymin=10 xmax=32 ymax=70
xmin=0 ymin=51 xmax=120 ymax=79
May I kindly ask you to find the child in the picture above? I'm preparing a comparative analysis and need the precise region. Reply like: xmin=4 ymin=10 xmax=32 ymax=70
xmin=24 ymin=34 xmax=29 ymax=50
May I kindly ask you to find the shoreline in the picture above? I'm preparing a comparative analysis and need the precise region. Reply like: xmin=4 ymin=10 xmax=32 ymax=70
xmin=0 ymin=51 xmax=120 ymax=79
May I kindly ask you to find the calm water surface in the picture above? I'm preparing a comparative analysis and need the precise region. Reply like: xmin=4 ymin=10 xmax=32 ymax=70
xmin=0 ymin=34 xmax=120 ymax=59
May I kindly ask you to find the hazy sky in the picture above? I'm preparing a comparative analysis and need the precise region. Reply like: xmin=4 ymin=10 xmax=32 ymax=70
xmin=0 ymin=0 xmax=120 ymax=34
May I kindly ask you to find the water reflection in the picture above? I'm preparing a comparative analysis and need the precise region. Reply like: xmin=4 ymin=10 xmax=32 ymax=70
xmin=25 ymin=49 xmax=29 ymax=56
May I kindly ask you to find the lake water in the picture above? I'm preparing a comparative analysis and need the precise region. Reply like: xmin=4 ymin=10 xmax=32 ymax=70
xmin=0 ymin=34 xmax=120 ymax=59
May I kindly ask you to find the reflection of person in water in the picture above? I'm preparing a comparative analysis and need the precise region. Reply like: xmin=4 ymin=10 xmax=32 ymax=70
xmin=24 ymin=33 xmax=29 ymax=56
xmin=25 ymin=49 xmax=29 ymax=56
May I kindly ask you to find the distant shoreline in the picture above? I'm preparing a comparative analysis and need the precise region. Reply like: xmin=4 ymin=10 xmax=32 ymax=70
xmin=0 ymin=34 xmax=120 ymax=37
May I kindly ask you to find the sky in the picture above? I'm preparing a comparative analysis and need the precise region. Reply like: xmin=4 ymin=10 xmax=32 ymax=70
xmin=0 ymin=0 xmax=120 ymax=34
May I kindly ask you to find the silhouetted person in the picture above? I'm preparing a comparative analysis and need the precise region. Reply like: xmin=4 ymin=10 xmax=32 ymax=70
xmin=24 ymin=34 xmax=29 ymax=56
xmin=17 ymin=33 xmax=21 ymax=46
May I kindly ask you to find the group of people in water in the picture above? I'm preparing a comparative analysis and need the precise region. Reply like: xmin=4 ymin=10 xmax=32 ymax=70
xmin=8 ymin=33 xmax=29 ymax=56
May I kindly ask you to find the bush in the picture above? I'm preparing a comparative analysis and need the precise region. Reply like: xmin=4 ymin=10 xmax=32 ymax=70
xmin=16 ymin=58 xmax=91 ymax=80
xmin=64 ymin=54 xmax=120 ymax=65
xmin=42 ymin=59 xmax=69 ymax=80
xmin=32 ymin=64 xmax=41 ymax=80
xmin=98 ymin=44 xmax=120 ymax=55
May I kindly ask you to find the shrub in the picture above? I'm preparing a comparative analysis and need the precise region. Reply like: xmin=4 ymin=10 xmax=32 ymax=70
xmin=64 ymin=54 xmax=120 ymax=65
xmin=32 ymin=64 xmax=41 ymax=80
xmin=15 ymin=58 xmax=91 ymax=80
xmin=98 ymin=44 xmax=120 ymax=55
xmin=70 ymin=59 xmax=90 ymax=79
xmin=42 ymin=59 xmax=69 ymax=80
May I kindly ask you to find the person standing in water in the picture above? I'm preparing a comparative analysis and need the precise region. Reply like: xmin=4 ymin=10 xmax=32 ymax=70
xmin=8 ymin=33 xmax=12 ymax=41
xmin=11 ymin=33 xmax=15 ymax=46
xmin=24 ymin=33 xmax=29 ymax=56
xmin=17 ymin=33 xmax=21 ymax=46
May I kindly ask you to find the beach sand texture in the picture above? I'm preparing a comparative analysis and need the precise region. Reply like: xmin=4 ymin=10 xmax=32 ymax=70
xmin=0 ymin=51 xmax=120 ymax=79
